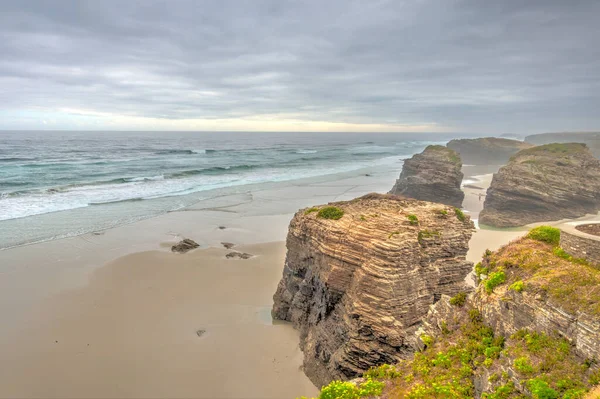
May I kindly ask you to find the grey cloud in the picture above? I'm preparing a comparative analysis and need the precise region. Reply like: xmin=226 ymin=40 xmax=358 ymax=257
xmin=1 ymin=0 xmax=600 ymax=132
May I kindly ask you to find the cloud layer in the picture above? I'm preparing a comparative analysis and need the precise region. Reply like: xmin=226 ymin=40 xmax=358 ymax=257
xmin=1 ymin=0 xmax=599 ymax=132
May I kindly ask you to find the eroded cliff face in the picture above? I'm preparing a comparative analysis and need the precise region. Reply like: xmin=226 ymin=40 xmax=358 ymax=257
xmin=480 ymin=143 xmax=600 ymax=227
xmin=447 ymin=137 xmax=533 ymax=165
xmin=389 ymin=145 xmax=465 ymax=207
xmin=272 ymin=193 xmax=474 ymax=387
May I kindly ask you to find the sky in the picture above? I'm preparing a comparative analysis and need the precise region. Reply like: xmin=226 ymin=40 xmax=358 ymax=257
xmin=1 ymin=0 xmax=599 ymax=133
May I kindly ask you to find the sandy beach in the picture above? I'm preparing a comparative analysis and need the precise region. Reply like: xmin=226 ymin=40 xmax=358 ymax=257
xmin=1 ymin=163 xmax=598 ymax=398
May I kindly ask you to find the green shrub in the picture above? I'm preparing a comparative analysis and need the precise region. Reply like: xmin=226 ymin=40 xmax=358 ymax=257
xmin=514 ymin=356 xmax=534 ymax=374
xmin=454 ymin=207 xmax=466 ymax=222
xmin=364 ymin=364 xmax=402 ymax=380
xmin=407 ymin=214 xmax=419 ymax=225
xmin=527 ymin=226 xmax=561 ymax=246
xmin=485 ymin=271 xmax=506 ymax=294
xmin=527 ymin=378 xmax=559 ymax=399
xmin=305 ymin=207 xmax=319 ymax=214
xmin=450 ymin=292 xmax=467 ymax=307
xmin=474 ymin=262 xmax=489 ymax=280
xmin=317 ymin=206 xmax=344 ymax=220
xmin=420 ymin=334 xmax=434 ymax=347
xmin=418 ymin=229 xmax=440 ymax=243
xmin=436 ymin=208 xmax=448 ymax=216
xmin=553 ymin=247 xmax=588 ymax=265
xmin=509 ymin=280 xmax=524 ymax=292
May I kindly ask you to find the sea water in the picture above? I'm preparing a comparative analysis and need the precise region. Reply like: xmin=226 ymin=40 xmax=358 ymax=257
xmin=0 ymin=131 xmax=462 ymax=249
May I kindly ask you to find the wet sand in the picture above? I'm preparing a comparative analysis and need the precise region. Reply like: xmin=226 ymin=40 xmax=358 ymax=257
xmin=1 ymin=163 xmax=597 ymax=398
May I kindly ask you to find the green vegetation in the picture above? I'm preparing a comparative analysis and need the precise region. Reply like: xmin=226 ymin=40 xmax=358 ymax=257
xmin=417 ymin=229 xmax=441 ymax=244
xmin=407 ymin=214 xmax=419 ymax=226
xmin=389 ymin=231 xmax=400 ymax=239
xmin=508 ymin=280 xmax=524 ymax=292
xmin=527 ymin=226 xmax=561 ymax=246
xmin=359 ymin=215 xmax=366 ymax=221
xmin=450 ymin=292 xmax=467 ymax=307
xmin=485 ymin=271 xmax=506 ymax=294
xmin=553 ymin=247 xmax=589 ymax=265
xmin=475 ymin=262 xmax=489 ymax=280
xmin=317 ymin=206 xmax=344 ymax=220
xmin=436 ymin=208 xmax=448 ymax=216
xmin=305 ymin=207 xmax=319 ymax=214
xmin=299 ymin=378 xmax=384 ymax=399
xmin=454 ymin=207 xmax=466 ymax=222
xmin=519 ymin=143 xmax=587 ymax=157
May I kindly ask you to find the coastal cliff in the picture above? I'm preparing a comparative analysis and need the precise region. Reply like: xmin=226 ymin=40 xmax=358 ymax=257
xmin=526 ymin=132 xmax=600 ymax=158
xmin=447 ymin=137 xmax=533 ymax=165
xmin=479 ymin=143 xmax=600 ymax=227
xmin=272 ymin=193 xmax=475 ymax=387
xmin=389 ymin=145 xmax=465 ymax=207
xmin=305 ymin=226 xmax=600 ymax=398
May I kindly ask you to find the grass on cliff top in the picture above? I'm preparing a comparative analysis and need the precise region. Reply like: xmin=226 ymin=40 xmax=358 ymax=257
xmin=515 ymin=142 xmax=588 ymax=159
xmin=304 ymin=307 xmax=597 ymax=399
xmin=424 ymin=144 xmax=461 ymax=164
xmin=316 ymin=206 xmax=344 ymax=220
xmin=481 ymin=226 xmax=600 ymax=316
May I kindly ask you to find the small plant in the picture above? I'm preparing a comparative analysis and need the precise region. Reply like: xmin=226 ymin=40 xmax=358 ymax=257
xmin=484 ymin=249 xmax=493 ymax=258
xmin=407 ymin=214 xmax=419 ymax=225
xmin=436 ymin=208 xmax=448 ymax=216
xmin=474 ymin=262 xmax=489 ymax=280
xmin=359 ymin=215 xmax=367 ymax=221
xmin=389 ymin=231 xmax=400 ymax=239
xmin=317 ymin=206 xmax=344 ymax=220
xmin=454 ymin=207 xmax=466 ymax=222
xmin=514 ymin=356 xmax=535 ymax=374
xmin=420 ymin=334 xmax=434 ymax=347
xmin=450 ymin=292 xmax=467 ymax=307
xmin=305 ymin=207 xmax=319 ymax=214
xmin=527 ymin=378 xmax=559 ymax=399
xmin=485 ymin=271 xmax=506 ymax=294
xmin=553 ymin=247 xmax=588 ymax=265
xmin=509 ymin=280 xmax=524 ymax=292
xmin=364 ymin=364 xmax=402 ymax=379
xmin=418 ymin=229 xmax=440 ymax=243
xmin=527 ymin=226 xmax=561 ymax=246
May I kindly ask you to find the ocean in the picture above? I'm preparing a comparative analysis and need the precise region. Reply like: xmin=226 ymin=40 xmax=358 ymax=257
xmin=0 ymin=131 xmax=463 ymax=249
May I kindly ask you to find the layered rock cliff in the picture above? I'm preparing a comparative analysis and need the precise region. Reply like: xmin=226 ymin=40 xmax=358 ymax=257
xmin=306 ymin=226 xmax=600 ymax=398
xmin=447 ymin=137 xmax=533 ymax=165
xmin=526 ymin=132 xmax=600 ymax=158
xmin=272 ymin=193 xmax=475 ymax=387
xmin=480 ymin=143 xmax=600 ymax=227
xmin=389 ymin=145 xmax=465 ymax=207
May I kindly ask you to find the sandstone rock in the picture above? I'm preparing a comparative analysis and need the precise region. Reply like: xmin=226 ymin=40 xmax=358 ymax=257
xmin=479 ymin=143 xmax=600 ymax=227
xmin=389 ymin=145 xmax=465 ymax=207
xmin=225 ymin=251 xmax=253 ymax=259
xmin=526 ymin=132 xmax=600 ymax=158
xmin=447 ymin=137 xmax=533 ymax=165
xmin=171 ymin=238 xmax=200 ymax=253
xmin=272 ymin=193 xmax=474 ymax=387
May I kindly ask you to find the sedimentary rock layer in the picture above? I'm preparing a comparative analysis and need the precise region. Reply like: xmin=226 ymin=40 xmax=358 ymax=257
xmin=447 ymin=137 xmax=533 ymax=165
xmin=272 ymin=193 xmax=474 ymax=387
xmin=479 ymin=143 xmax=600 ymax=227
xmin=389 ymin=145 xmax=465 ymax=207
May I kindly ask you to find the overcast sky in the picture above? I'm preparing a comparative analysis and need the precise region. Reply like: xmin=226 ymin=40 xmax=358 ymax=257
xmin=1 ymin=0 xmax=599 ymax=133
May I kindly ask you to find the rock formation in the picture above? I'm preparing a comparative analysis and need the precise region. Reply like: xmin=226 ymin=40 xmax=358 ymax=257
xmin=526 ymin=132 xmax=600 ymax=158
xmin=271 ymin=193 xmax=475 ymax=387
xmin=479 ymin=143 xmax=600 ymax=227
xmin=447 ymin=137 xmax=533 ymax=165
xmin=389 ymin=145 xmax=465 ymax=207
xmin=171 ymin=238 xmax=199 ymax=253
xmin=307 ymin=226 xmax=600 ymax=398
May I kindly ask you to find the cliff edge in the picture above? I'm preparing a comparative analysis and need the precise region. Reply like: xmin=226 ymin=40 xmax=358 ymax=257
xmin=272 ymin=193 xmax=474 ymax=387
xmin=389 ymin=145 xmax=465 ymax=208
xmin=479 ymin=143 xmax=600 ymax=227
xmin=447 ymin=137 xmax=533 ymax=165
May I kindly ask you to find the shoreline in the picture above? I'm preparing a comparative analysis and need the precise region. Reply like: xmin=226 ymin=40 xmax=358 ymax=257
xmin=2 ymin=163 xmax=600 ymax=398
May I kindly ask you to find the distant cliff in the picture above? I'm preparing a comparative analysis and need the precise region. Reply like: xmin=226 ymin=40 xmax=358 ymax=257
xmin=526 ymin=132 xmax=600 ymax=158
xmin=480 ymin=143 xmax=600 ymax=227
xmin=389 ymin=145 xmax=465 ymax=207
xmin=272 ymin=193 xmax=474 ymax=387
xmin=447 ymin=137 xmax=533 ymax=165
xmin=302 ymin=226 xmax=600 ymax=398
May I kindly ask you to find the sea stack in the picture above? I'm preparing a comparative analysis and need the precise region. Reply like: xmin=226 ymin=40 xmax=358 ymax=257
xmin=480 ymin=143 xmax=600 ymax=227
xmin=271 ymin=193 xmax=474 ymax=387
xmin=389 ymin=145 xmax=465 ymax=207
xmin=447 ymin=137 xmax=533 ymax=165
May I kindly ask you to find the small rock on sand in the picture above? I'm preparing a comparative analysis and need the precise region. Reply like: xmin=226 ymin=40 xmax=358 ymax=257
xmin=196 ymin=329 xmax=206 ymax=337
xmin=171 ymin=238 xmax=200 ymax=253
xmin=221 ymin=242 xmax=235 ymax=249
xmin=225 ymin=252 xmax=253 ymax=259
xmin=218 ymin=226 xmax=226 ymax=230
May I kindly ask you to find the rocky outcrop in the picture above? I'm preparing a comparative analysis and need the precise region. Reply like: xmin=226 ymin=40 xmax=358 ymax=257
xmin=479 ymin=143 xmax=600 ymax=227
xmin=526 ymin=132 xmax=600 ymax=158
xmin=171 ymin=238 xmax=199 ymax=253
xmin=447 ymin=137 xmax=533 ymax=165
xmin=271 ymin=193 xmax=474 ymax=387
xmin=389 ymin=145 xmax=465 ymax=207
